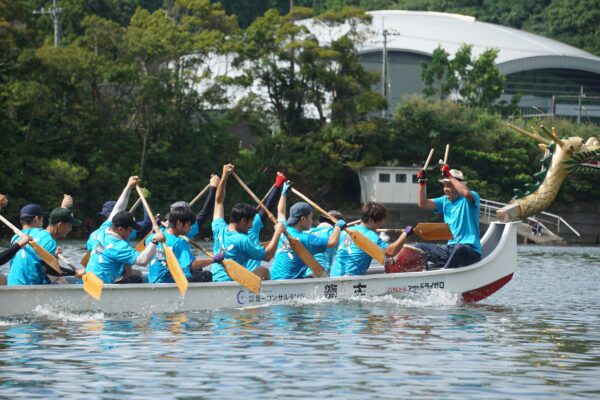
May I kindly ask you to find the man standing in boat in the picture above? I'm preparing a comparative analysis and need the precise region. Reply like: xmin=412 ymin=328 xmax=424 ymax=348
xmin=415 ymin=165 xmax=481 ymax=269
xmin=146 ymin=205 xmax=213 ymax=283
xmin=7 ymin=198 xmax=82 ymax=285
xmin=210 ymin=164 xmax=286 ymax=282
xmin=330 ymin=203 xmax=410 ymax=277
xmin=270 ymin=184 xmax=344 ymax=280
xmin=85 ymin=176 xmax=166 ymax=284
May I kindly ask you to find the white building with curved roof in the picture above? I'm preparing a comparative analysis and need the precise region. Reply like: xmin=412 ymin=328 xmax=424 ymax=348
xmin=307 ymin=10 xmax=600 ymax=118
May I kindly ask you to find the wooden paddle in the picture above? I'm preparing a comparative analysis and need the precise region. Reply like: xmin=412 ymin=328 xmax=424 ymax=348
xmin=440 ymin=144 xmax=450 ymax=165
xmin=181 ymin=236 xmax=262 ymax=295
xmin=0 ymin=214 xmax=61 ymax=274
xmin=291 ymin=188 xmax=386 ymax=265
xmin=56 ymin=252 xmax=103 ymax=300
xmin=377 ymin=223 xmax=453 ymax=241
xmin=423 ymin=148 xmax=435 ymax=170
xmin=136 ymin=185 xmax=188 ymax=296
xmin=231 ymin=172 xmax=325 ymax=277
xmin=134 ymin=183 xmax=211 ymax=252
xmin=81 ymin=194 xmax=146 ymax=267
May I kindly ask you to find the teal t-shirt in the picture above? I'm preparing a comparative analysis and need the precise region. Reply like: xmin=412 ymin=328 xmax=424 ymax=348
xmin=330 ymin=225 xmax=388 ymax=277
xmin=244 ymin=214 xmax=264 ymax=272
xmin=87 ymin=219 xmax=139 ymax=251
xmin=146 ymin=228 xmax=194 ymax=283
xmin=303 ymin=225 xmax=335 ymax=277
xmin=86 ymin=229 xmax=139 ymax=283
xmin=433 ymin=191 xmax=481 ymax=253
xmin=8 ymin=228 xmax=57 ymax=286
xmin=270 ymin=225 xmax=329 ymax=280
xmin=211 ymin=218 xmax=266 ymax=282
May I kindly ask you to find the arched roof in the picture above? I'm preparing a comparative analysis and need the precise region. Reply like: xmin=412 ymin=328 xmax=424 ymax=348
xmin=305 ymin=10 xmax=600 ymax=76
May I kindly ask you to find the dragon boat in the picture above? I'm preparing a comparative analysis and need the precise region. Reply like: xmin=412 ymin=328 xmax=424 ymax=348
xmin=1 ymin=125 xmax=597 ymax=318
xmin=0 ymin=222 xmax=517 ymax=317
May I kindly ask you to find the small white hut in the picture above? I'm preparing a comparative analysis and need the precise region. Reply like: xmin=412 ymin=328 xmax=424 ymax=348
xmin=358 ymin=166 xmax=422 ymax=204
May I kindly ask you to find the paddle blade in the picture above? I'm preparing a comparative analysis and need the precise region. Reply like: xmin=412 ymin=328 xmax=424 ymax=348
xmin=134 ymin=236 xmax=148 ymax=252
xmin=29 ymin=241 xmax=61 ymax=274
xmin=286 ymin=233 xmax=324 ymax=277
xmin=81 ymin=251 xmax=91 ymax=267
xmin=222 ymin=260 xmax=262 ymax=295
xmin=82 ymin=272 xmax=103 ymax=300
xmin=164 ymin=245 xmax=188 ymax=296
xmin=345 ymin=229 xmax=386 ymax=264
xmin=413 ymin=223 xmax=454 ymax=241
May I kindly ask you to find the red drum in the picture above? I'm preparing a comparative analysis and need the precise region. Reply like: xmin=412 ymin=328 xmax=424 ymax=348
xmin=384 ymin=245 xmax=425 ymax=273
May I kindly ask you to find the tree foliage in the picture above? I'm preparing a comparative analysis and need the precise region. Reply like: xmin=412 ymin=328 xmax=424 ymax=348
xmin=421 ymin=44 xmax=505 ymax=109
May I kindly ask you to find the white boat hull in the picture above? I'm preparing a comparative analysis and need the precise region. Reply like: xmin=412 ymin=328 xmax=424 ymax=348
xmin=0 ymin=222 xmax=517 ymax=317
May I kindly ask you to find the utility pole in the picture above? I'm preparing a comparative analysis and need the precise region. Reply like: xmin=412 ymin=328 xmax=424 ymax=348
xmin=577 ymin=86 xmax=585 ymax=123
xmin=33 ymin=0 xmax=62 ymax=47
xmin=380 ymin=19 xmax=400 ymax=118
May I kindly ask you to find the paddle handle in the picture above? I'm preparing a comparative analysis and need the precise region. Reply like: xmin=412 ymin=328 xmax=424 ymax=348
xmin=189 ymin=183 xmax=212 ymax=207
xmin=0 ymin=214 xmax=28 ymax=239
xmin=443 ymin=144 xmax=450 ymax=164
xmin=128 ymin=197 xmax=142 ymax=213
xmin=135 ymin=185 xmax=160 ymax=233
xmin=56 ymin=253 xmax=76 ymax=269
xmin=232 ymin=172 xmax=278 ymax=226
xmin=423 ymin=148 xmax=435 ymax=169
xmin=290 ymin=188 xmax=337 ymax=223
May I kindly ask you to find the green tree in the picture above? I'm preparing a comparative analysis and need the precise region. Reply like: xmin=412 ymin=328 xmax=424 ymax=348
xmin=421 ymin=44 xmax=505 ymax=109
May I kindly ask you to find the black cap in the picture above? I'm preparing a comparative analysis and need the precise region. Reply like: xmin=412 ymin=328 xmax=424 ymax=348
xmin=98 ymin=200 xmax=117 ymax=218
xmin=49 ymin=207 xmax=82 ymax=227
xmin=20 ymin=204 xmax=46 ymax=217
xmin=112 ymin=211 xmax=141 ymax=230
xmin=286 ymin=202 xmax=313 ymax=226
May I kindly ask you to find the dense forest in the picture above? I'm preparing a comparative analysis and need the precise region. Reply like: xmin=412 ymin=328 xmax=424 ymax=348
xmin=1 ymin=0 xmax=598 ymax=233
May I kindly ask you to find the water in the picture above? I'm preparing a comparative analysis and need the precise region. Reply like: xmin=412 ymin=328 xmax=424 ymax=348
xmin=0 ymin=243 xmax=599 ymax=399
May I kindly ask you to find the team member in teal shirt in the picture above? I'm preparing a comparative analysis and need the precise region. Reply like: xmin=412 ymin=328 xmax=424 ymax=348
xmin=415 ymin=166 xmax=481 ymax=269
xmin=145 ymin=206 xmax=213 ymax=283
xmin=8 ymin=204 xmax=82 ymax=285
xmin=330 ymin=203 xmax=409 ymax=277
xmin=86 ymin=176 xmax=166 ymax=283
xmin=87 ymin=176 xmax=156 ymax=252
xmin=270 ymin=187 xmax=344 ymax=280
xmin=302 ymin=210 xmax=344 ymax=277
xmin=210 ymin=164 xmax=285 ymax=282
xmin=245 ymin=171 xmax=287 ymax=279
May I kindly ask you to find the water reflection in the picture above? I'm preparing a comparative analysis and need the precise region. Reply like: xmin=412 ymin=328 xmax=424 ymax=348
xmin=0 ymin=245 xmax=598 ymax=398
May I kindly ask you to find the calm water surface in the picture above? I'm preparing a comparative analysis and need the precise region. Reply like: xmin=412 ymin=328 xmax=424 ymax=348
xmin=0 ymin=244 xmax=599 ymax=399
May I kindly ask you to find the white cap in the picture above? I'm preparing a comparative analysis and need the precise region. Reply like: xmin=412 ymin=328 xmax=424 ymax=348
xmin=439 ymin=169 xmax=466 ymax=183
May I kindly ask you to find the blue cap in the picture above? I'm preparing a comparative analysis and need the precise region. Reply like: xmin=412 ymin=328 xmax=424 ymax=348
xmin=286 ymin=202 xmax=313 ymax=226
xmin=20 ymin=204 xmax=45 ymax=217
xmin=98 ymin=201 xmax=117 ymax=218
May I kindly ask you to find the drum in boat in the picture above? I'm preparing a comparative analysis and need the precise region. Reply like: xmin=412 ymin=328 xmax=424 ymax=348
xmin=384 ymin=245 xmax=426 ymax=273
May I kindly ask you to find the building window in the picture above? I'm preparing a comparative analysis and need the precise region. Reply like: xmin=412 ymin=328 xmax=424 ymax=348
xmin=395 ymin=174 xmax=406 ymax=183
xmin=412 ymin=174 xmax=418 ymax=183
xmin=379 ymin=173 xmax=390 ymax=183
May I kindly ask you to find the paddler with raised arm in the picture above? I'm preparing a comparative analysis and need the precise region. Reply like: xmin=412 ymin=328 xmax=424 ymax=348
xmin=85 ymin=176 xmax=166 ymax=284
xmin=330 ymin=202 xmax=410 ymax=277
xmin=414 ymin=164 xmax=481 ymax=269
xmin=269 ymin=182 xmax=344 ymax=280
xmin=210 ymin=164 xmax=286 ymax=283
xmin=243 ymin=171 xmax=288 ymax=280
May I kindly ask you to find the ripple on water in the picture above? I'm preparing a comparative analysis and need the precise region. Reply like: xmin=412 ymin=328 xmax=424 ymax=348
xmin=0 ymin=244 xmax=598 ymax=399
